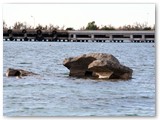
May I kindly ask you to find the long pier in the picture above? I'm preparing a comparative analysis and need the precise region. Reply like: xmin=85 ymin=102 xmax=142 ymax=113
xmin=3 ymin=29 xmax=155 ymax=43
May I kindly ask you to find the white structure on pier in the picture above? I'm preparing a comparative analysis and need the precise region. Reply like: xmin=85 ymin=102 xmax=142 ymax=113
xmin=67 ymin=30 xmax=155 ymax=42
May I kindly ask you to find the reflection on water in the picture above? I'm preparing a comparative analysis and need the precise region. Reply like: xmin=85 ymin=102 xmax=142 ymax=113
xmin=3 ymin=42 xmax=155 ymax=116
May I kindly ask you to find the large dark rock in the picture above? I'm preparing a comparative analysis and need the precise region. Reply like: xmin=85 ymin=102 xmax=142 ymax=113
xmin=63 ymin=53 xmax=133 ymax=80
xmin=6 ymin=68 xmax=37 ymax=78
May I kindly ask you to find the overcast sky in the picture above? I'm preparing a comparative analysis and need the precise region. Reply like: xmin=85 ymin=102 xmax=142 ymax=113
xmin=2 ymin=3 xmax=155 ymax=29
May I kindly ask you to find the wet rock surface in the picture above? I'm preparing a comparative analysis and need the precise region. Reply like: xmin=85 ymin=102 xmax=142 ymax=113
xmin=6 ymin=68 xmax=38 ymax=77
xmin=63 ymin=53 xmax=133 ymax=80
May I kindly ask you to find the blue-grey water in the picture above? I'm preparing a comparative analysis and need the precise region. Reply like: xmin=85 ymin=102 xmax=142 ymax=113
xmin=3 ymin=42 xmax=155 ymax=116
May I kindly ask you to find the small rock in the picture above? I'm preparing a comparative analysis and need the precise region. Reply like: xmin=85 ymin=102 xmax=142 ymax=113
xmin=6 ymin=68 xmax=37 ymax=78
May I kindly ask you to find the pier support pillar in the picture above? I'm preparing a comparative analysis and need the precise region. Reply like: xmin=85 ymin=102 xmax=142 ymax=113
xmin=24 ymin=33 xmax=27 ymax=38
xmin=68 ymin=34 xmax=71 ymax=40
xmin=130 ymin=35 xmax=133 ymax=41
xmin=109 ymin=35 xmax=113 ymax=40
xmin=142 ymin=34 xmax=145 ymax=41
xmin=73 ymin=34 xmax=76 ymax=40
xmin=91 ymin=34 xmax=94 ymax=40
xmin=9 ymin=34 xmax=14 ymax=41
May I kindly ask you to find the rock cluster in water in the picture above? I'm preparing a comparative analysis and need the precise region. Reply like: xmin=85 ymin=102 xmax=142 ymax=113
xmin=6 ymin=68 xmax=37 ymax=78
xmin=63 ymin=53 xmax=133 ymax=80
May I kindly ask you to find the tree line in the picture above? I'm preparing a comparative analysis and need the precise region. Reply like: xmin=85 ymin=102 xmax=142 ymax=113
xmin=3 ymin=21 xmax=155 ymax=31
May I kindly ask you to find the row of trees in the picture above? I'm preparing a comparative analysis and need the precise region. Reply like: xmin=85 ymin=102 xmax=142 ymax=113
xmin=3 ymin=21 xmax=155 ymax=31
xmin=3 ymin=21 xmax=64 ymax=30
xmin=85 ymin=21 xmax=155 ymax=30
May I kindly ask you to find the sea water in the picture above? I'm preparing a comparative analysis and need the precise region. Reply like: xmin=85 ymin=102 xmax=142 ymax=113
xmin=3 ymin=42 xmax=155 ymax=116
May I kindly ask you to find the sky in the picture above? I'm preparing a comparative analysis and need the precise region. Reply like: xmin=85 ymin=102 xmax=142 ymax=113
xmin=2 ymin=3 xmax=155 ymax=29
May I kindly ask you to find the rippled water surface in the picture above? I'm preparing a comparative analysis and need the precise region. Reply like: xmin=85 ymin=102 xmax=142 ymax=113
xmin=3 ymin=42 xmax=155 ymax=116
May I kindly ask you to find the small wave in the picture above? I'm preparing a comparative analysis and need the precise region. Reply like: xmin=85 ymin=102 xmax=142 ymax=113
xmin=19 ymin=62 xmax=32 ymax=64
xmin=140 ymin=96 xmax=152 ymax=99
xmin=23 ymin=107 xmax=45 ymax=110
xmin=116 ymin=96 xmax=152 ymax=99
xmin=125 ymin=113 xmax=138 ymax=116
